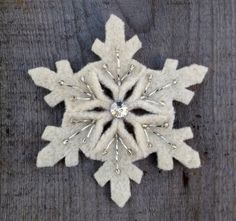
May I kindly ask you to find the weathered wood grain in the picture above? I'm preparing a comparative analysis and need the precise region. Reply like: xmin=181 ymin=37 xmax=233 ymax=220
xmin=0 ymin=0 xmax=236 ymax=220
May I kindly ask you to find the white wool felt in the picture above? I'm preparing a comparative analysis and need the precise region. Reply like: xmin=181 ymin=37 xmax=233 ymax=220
xmin=38 ymin=126 xmax=82 ymax=167
xmin=147 ymin=127 xmax=200 ymax=170
xmin=29 ymin=60 xmax=76 ymax=107
xmin=96 ymin=68 xmax=119 ymax=100
xmin=117 ymin=120 xmax=141 ymax=155
xmin=146 ymin=59 xmax=208 ymax=105
xmin=128 ymin=99 xmax=165 ymax=115
xmin=126 ymin=112 xmax=169 ymax=126
xmin=94 ymin=161 xmax=143 ymax=207
xmin=91 ymin=119 xmax=118 ymax=157
xmin=66 ymin=99 xmax=110 ymax=112
xmin=92 ymin=15 xmax=142 ymax=79
xmin=29 ymin=14 xmax=208 ymax=207
xmin=62 ymin=111 xmax=111 ymax=127
xmin=118 ymin=60 xmax=146 ymax=100
xmin=125 ymin=116 xmax=149 ymax=157
xmin=125 ymin=71 xmax=150 ymax=103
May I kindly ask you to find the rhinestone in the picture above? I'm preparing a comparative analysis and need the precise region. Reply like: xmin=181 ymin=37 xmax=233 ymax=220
xmin=110 ymin=101 xmax=128 ymax=118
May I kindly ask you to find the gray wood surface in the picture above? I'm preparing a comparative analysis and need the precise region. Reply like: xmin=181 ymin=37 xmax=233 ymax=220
xmin=0 ymin=0 xmax=236 ymax=220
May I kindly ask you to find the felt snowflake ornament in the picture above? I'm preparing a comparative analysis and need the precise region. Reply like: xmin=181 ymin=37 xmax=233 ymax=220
xmin=28 ymin=14 xmax=208 ymax=207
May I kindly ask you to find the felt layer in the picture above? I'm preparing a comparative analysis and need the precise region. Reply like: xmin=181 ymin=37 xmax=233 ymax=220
xmin=28 ymin=14 xmax=208 ymax=207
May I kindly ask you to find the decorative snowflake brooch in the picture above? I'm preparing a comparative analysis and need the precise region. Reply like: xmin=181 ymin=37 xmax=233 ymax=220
xmin=28 ymin=15 xmax=208 ymax=207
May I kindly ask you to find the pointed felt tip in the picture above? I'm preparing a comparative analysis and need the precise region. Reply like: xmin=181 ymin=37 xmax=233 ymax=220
xmin=190 ymin=152 xmax=201 ymax=168
xmin=36 ymin=146 xmax=57 ymax=168
xmin=191 ymin=64 xmax=209 ymax=82
xmin=106 ymin=14 xmax=124 ymax=30
xmin=176 ymin=127 xmax=194 ymax=140
xmin=108 ymin=14 xmax=124 ymax=24
xmin=158 ymin=161 xmax=174 ymax=171
xmin=28 ymin=67 xmax=41 ymax=78
xmin=111 ymin=192 xmax=131 ymax=208
xmin=28 ymin=68 xmax=34 ymax=76
xmin=164 ymin=59 xmax=179 ymax=70
xmin=186 ymin=151 xmax=201 ymax=169
xmin=36 ymin=155 xmax=54 ymax=168
xmin=192 ymin=64 xmax=208 ymax=73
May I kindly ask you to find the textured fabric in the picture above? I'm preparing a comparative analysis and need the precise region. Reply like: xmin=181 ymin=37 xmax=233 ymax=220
xmin=28 ymin=14 xmax=208 ymax=207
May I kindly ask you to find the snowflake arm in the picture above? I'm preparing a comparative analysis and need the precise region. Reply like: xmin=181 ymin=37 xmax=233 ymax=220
xmin=145 ymin=59 xmax=208 ymax=105
xmin=94 ymin=161 xmax=143 ymax=207
xmin=37 ymin=126 xmax=80 ymax=167
xmin=29 ymin=60 xmax=75 ymax=107
xmin=147 ymin=127 xmax=200 ymax=170
xmin=92 ymin=15 xmax=142 ymax=63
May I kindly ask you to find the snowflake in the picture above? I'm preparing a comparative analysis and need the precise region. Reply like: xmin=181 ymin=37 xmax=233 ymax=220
xmin=28 ymin=15 xmax=208 ymax=207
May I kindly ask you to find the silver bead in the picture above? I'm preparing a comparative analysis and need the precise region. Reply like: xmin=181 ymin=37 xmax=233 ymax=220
xmin=63 ymin=139 xmax=69 ymax=145
xmin=102 ymin=64 xmax=108 ymax=69
xmin=142 ymin=124 xmax=148 ymax=128
xmin=127 ymin=149 xmax=132 ymax=155
xmin=171 ymin=144 xmax=177 ymax=149
xmin=160 ymin=100 xmax=166 ymax=106
xmin=130 ymin=64 xmax=135 ymax=71
xmin=148 ymin=142 xmax=153 ymax=148
xmin=163 ymin=122 xmax=169 ymax=128
xmin=115 ymin=168 xmax=121 ymax=175
xmin=58 ymin=80 xmax=64 ymax=86
xmin=70 ymin=96 xmax=77 ymax=101
xmin=147 ymin=73 xmax=153 ymax=81
xmin=102 ymin=150 xmax=108 ymax=155
xmin=172 ymin=79 xmax=177 ymax=85
xmin=80 ymin=76 xmax=85 ymax=83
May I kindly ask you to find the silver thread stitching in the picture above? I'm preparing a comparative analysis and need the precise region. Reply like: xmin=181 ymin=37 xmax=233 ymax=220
xmin=142 ymin=123 xmax=172 ymax=148
xmin=102 ymin=138 xmax=115 ymax=155
xmin=142 ymin=125 xmax=153 ymax=148
xmin=58 ymin=80 xmax=79 ymax=89
xmin=121 ymin=64 xmax=135 ymax=82
xmin=115 ymin=134 xmax=120 ymax=174
xmin=148 ymin=79 xmax=177 ymax=97
xmin=102 ymin=64 xmax=116 ymax=80
xmin=118 ymin=137 xmax=132 ymax=155
xmin=80 ymin=76 xmax=96 ymax=99
xmin=115 ymin=48 xmax=121 ymax=86
xmin=153 ymin=131 xmax=177 ymax=149
xmin=63 ymin=121 xmax=95 ymax=144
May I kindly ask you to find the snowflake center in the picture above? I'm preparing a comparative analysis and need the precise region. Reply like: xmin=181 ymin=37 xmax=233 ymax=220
xmin=110 ymin=101 xmax=128 ymax=118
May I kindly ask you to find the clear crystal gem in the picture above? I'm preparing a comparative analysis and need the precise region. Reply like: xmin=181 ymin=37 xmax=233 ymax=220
xmin=110 ymin=101 xmax=128 ymax=118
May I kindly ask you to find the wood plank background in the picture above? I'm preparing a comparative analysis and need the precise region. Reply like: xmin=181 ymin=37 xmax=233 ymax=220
xmin=0 ymin=0 xmax=236 ymax=220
